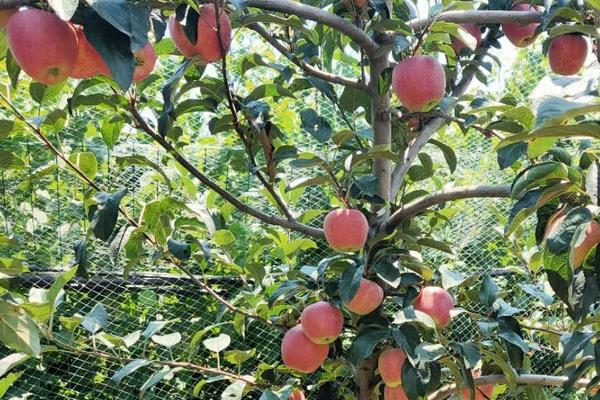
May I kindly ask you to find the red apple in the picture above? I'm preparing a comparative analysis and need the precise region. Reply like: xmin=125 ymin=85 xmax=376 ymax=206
xmin=0 ymin=9 xmax=16 ymax=28
xmin=70 ymin=25 xmax=110 ymax=79
xmin=6 ymin=8 xmax=78 ymax=85
xmin=413 ymin=286 xmax=454 ymax=328
xmin=384 ymin=385 xmax=409 ymax=400
xmin=281 ymin=325 xmax=329 ymax=373
xmin=378 ymin=348 xmax=406 ymax=387
xmin=345 ymin=278 xmax=384 ymax=315
xmin=502 ymin=4 xmax=540 ymax=48
xmin=133 ymin=43 xmax=157 ymax=82
xmin=548 ymin=34 xmax=588 ymax=76
xmin=323 ymin=208 xmax=369 ymax=252
xmin=461 ymin=384 xmax=494 ymax=400
xmin=289 ymin=390 xmax=306 ymax=400
xmin=168 ymin=4 xmax=231 ymax=62
xmin=452 ymin=23 xmax=482 ymax=53
xmin=301 ymin=301 xmax=344 ymax=344
xmin=392 ymin=55 xmax=446 ymax=112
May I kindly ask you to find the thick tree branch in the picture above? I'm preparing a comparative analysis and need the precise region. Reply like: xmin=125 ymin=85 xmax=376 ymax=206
xmin=410 ymin=10 xmax=542 ymax=32
xmin=249 ymin=23 xmax=367 ymax=91
xmin=427 ymin=374 xmax=595 ymax=400
xmin=238 ymin=0 xmax=379 ymax=57
xmin=390 ymin=117 xmax=444 ymax=197
xmin=384 ymin=185 xmax=511 ymax=232
xmin=128 ymin=105 xmax=324 ymax=239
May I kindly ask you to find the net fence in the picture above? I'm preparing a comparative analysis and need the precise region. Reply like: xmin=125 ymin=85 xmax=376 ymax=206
xmin=0 ymin=37 xmax=580 ymax=399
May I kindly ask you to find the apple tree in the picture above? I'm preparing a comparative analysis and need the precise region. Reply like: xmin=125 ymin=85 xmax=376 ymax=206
xmin=0 ymin=0 xmax=600 ymax=399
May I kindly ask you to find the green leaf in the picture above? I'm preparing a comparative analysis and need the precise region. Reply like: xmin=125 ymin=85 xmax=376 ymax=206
xmin=140 ymin=365 xmax=181 ymax=394
xmin=167 ymin=239 xmax=191 ymax=261
xmin=510 ymin=162 xmax=569 ymax=198
xmin=497 ymin=141 xmax=527 ymax=170
xmin=222 ymin=380 xmax=247 ymax=400
xmin=100 ymin=115 xmax=124 ymax=150
xmin=480 ymin=348 xmax=517 ymax=389
xmin=83 ymin=10 xmax=134 ymax=90
xmin=69 ymin=152 xmax=98 ymax=180
xmin=6 ymin=51 xmax=20 ymax=89
xmin=81 ymin=303 xmax=108 ymax=334
xmin=499 ymin=123 xmax=600 ymax=148
xmin=479 ymin=275 xmax=499 ymax=308
xmin=203 ymin=334 xmax=231 ymax=353
xmin=0 ymin=353 xmax=28 ymax=378
xmin=339 ymin=265 xmax=364 ymax=304
xmin=429 ymin=139 xmax=457 ymax=173
xmin=142 ymin=320 xmax=174 ymax=338
xmin=0 ymin=151 xmax=25 ymax=170
xmin=111 ymin=359 xmax=151 ymax=384
xmin=0 ymin=259 xmax=28 ymax=279
xmin=562 ymin=331 xmax=594 ymax=363
xmin=224 ymin=349 xmax=256 ymax=366
xmin=0 ymin=303 xmax=40 ymax=356
xmin=214 ymin=230 xmax=235 ymax=246
xmin=151 ymin=332 xmax=181 ymax=348
xmin=89 ymin=188 xmax=127 ymax=242
xmin=547 ymin=24 xmax=598 ymax=39
xmin=0 ymin=372 xmax=21 ymax=397
xmin=300 ymin=109 xmax=331 ymax=143
xmin=48 ymin=0 xmax=78 ymax=20
xmin=245 ymin=84 xmax=295 ymax=102
xmin=350 ymin=328 xmax=390 ymax=364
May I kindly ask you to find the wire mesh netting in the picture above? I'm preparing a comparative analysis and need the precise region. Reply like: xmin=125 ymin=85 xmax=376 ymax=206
xmin=0 ymin=34 xmax=583 ymax=400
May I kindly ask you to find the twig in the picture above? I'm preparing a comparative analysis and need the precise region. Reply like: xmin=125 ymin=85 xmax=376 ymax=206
xmin=127 ymin=103 xmax=324 ymax=238
xmin=249 ymin=23 xmax=368 ymax=91
xmin=213 ymin=3 xmax=294 ymax=221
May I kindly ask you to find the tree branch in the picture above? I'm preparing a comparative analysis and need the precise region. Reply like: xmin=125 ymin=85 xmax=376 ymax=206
xmin=384 ymin=185 xmax=511 ymax=233
xmin=427 ymin=374 xmax=595 ymax=400
xmin=242 ymin=0 xmax=379 ymax=57
xmin=128 ymin=105 xmax=324 ymax=239
xmin=410 ymin=10 xmax=541 ymax=32
xmin=390 ymin=117 xmax=444 ymax=197
xmin=249 ymin=23 xmax=368 ymax=91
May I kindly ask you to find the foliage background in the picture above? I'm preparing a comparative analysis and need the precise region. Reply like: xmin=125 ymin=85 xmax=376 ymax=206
xmin=0 ymin=19 xmax=592 ymax=399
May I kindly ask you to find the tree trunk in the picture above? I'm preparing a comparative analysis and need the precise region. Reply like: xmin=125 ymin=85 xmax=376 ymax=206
xmin=356 ymin=353 xmax=379 ymax=400
xmin=369 ymin=54 xmax=392 ymax=213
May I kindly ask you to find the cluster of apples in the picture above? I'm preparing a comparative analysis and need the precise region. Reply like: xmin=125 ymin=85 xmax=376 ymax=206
xmin=2 ymin=4 xmax=231 ymax=86
xmin=390 ymin=1 xmax=590 ymax=114
xmin=501 ymin=3 xmax=589 ymax=76
xmin=278 ymin=207 xmax=456 ymax=398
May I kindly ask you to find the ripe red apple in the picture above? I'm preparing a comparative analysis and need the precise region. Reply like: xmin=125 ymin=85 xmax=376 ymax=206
xmin=569 ymin=220 xmax=600 ymax=269
xmin=345 ymin=278 xmax=384 ymax=315
xmin=392 ymin=55 xmax=446 ymax=112
xmin=548 ymin=34 xmax=588 ymax=76
xmin=301 ymin=301 xmax=344 ymax=344
xmin=168 ymin=4 xmax=232 ymax=62
xmin=133 ymin=43 xmax=157 ymax=82
xmin=461 ymin=384 xmax=494 ymax=400
xmin=452 ymin=23 xmax=482 ymax=53
xmin=323 ymin=208 xmax=369 ymax=252
xmin=70 ymin=25 xmax=110 ymax=79
xmin=413 ymin=286 xmax=454 ymax=328
xmin=281 ymin=325 xmax=329 ymax=373
xmin=384 ymin=385 xmax=409 ymax=400
xmin=0 ymin=9 xmax=16 ymax=28
xmin=501 ymin=4 xmax=540 ymax=48
xmin=289 ymin=390 xmax=306 ymax=400
xmin=6 ymin=8 xmax=78 ymax=85
xmin=378 ymin=348 xmax=406 ymax=387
